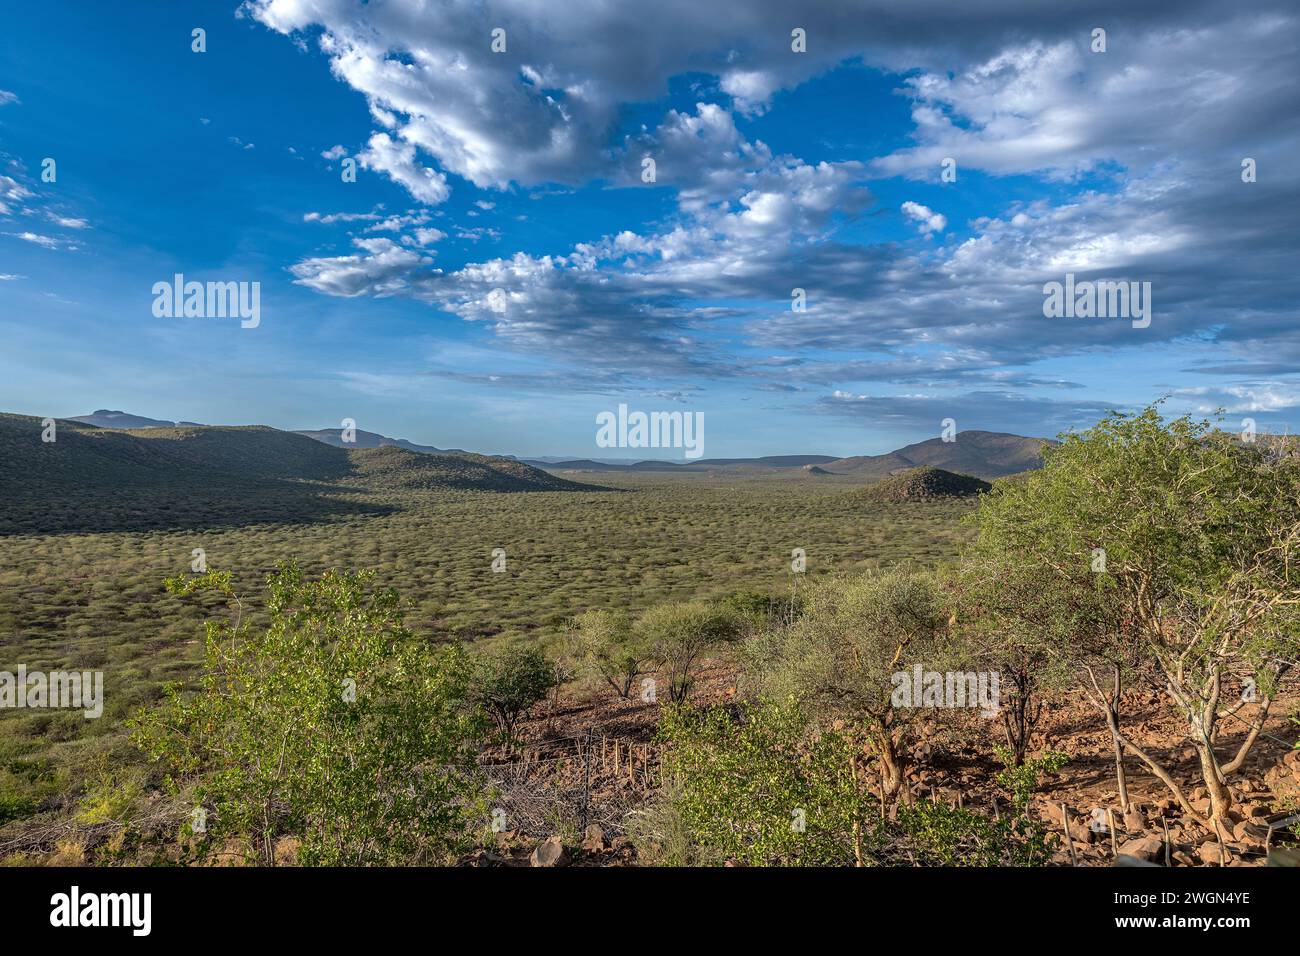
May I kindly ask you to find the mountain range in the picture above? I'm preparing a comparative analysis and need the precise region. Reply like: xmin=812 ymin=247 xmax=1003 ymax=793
xmin=44 ymin=410 xmax=1054 ymax=481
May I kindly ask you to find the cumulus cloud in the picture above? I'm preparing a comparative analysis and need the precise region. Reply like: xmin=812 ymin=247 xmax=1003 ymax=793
xmin=258 ymin=0 xmax=1300 ymax=422
xmin=357 ymin=133 xmax=450 ymax=205
xmin=289 ymin=237 xmax=435 ymax=298
xmin=901 ymin=201 xmax=946 ymax=235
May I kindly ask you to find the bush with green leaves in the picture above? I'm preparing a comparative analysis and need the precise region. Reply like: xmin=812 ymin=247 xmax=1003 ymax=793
xmin=573 ymin=609 xmax=653 ymax=699
xmin=743 ymin=568 xmax=949 ymax=806
xmin=720 ymin=589 xmax=803 ymax=631
xmin=131 ymin=565 xmax=486 ymax=866
xmin=638 ymin=600 xmax=744 ymax=704
xmin=968 ymin=405 xmax=1300 ymax=825
xmin=650 ymin=699 xmax=880 ymax=866
xmin=645 ymin=698 xmax=1057 ymax=867
xmin=994 ymin=745 xmax=1069 ymax=812
xmin=896 ymin=798 xmax=1056 ymax=867
xmin=470 ymin=645 xmax=558 ymax=742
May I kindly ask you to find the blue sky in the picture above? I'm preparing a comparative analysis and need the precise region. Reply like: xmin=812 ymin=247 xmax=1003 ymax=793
xmin=2 ymin=1 xmax=1298 ymax=458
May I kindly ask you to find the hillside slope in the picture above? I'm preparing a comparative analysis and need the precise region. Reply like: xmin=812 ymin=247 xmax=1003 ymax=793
xmin=857 ymin=467 xmax=992 ymax=502
xmin=295 ymin=427 xmax=463 ymax=455
xmin=828 ymin=430 xmax=1054 ymax=480
xmin=0 ymin=414 xmax=600 ymax=534
xmin=346 ymin=446 xmax=598 ymax=492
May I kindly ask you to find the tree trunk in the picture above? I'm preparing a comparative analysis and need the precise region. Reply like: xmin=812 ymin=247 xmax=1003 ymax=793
xmin=1193 ymin=739 xmax=1233 ymax=822
xmin=874 ymin=731 xmax=911 ymax=808
xmin=1104 ymin=665 xmax=1129 ymax=812
xmin=1085 ymin=663 xmax=1130 ymax=812
xmin=1109 ymin=724 xmax=1130 ymax=813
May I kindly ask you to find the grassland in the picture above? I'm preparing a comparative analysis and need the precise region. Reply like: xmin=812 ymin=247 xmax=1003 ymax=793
xmin=0 ymin=462 xmax=974 ymax=830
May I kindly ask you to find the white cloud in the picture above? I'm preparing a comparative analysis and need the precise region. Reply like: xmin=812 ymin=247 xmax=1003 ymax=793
xmin=289 ymin=236 xmax=434 ymax=297
xmin=0 ymin=89 xmax=18 ymax=106
xmin=0 ymin=174 xmax=32 ymax=215
xmin=357 ymin=132 xmax=449 ymax=205
xmin=5 ymin=231 xmax=66 ymax=249
xmin=45 ymin=212 xmax=89 ymax=229
xmin=901 ymin=201 xmax=946 ymax=235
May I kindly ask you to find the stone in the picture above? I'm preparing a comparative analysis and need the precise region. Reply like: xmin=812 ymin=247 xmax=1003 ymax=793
xmin=582 ymin=824 xmax=606 ymax=852
xmin=1117 ymin=836 xmax=1165 ymax=863
xmin=530 ymin=836 xmax=571 ymax=867
xmin=1197 ymin=842 xmax=1231 ymax=866
xmin=1123 ymin=808 xmax=1147 ymax=832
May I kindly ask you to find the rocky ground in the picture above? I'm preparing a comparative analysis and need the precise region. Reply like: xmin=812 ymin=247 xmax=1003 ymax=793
xmin=470 ymin=660 xmax=1300 ymax=867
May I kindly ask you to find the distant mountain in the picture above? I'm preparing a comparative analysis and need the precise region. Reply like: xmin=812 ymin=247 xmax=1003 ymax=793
xmin=858 ymin=467 xmax=992 ymax=502
xmin=348 ymin=445 xmax=594 ymax=493
xmin=294 ymin=427 xmax=466 ymax=455
xmin=827 ymin=430 xmax=1054 ymax=480
xmin=67 ymin=409 xmax=196 ymax=429
xmin=56 ymin=412 xmax=1050 ymax=481
xmin=524 ymin=453 xmax=839 ymax=471
xmin=0 ymin=413 xmax=596 ymax=507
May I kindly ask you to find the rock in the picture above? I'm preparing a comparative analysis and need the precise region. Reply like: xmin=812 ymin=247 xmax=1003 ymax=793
xmin=1059 ymin=818 xmax=1094 ymax=843
xmin=1197 ymin=842 xmax=1231 ymax=866
xmin=1246 ymin=804 xmax=1271 ymax=819
xmin=530 ymin=836 xmax=571 ymax=867
xmin=1046 ymin=804 xmax=1071 ymax=825
xmin=1117 ymin=836 xmax=1165 ymax=863
xmin=582 ymin=824 xmax=606 ymax=852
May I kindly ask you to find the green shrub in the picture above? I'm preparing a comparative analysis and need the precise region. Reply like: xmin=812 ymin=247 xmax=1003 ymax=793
xmin=651 ymin=699 xmax=879 ymax=866
xmin=743 ymin=568 xmax=949 ymax=805
xmin=639 ymin=601 xmax=743 ymax=704
xmin=574 ymin=609 xmax=652 ymax=699
xmin=897 ymin=799 xmax=1056 ymax=866
xmin=995 ymin=746 xmax=1069 ymax=812
xmin=132 ymin=565 xmax=486 ymax=866
xmin=470 ymin=646 xmax=558 ymax=742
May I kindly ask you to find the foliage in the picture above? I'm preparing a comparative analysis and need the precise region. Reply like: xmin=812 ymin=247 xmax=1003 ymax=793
xmin=967 ymin=405 xmax=1300 ymax=821
xmin=638 ymin=600 xmax=744 ymax=703
xmin=897 ymin=799 xmax=1056 ymax=867
xmin=131 ymin=565 xmax=486 ymax=866
xmin=650 ymin=699 xmax=1056 ymax=867
xmin=470 ymin=646 xmax=559 ymax=742
xmin=994 ymin=746 xmax=1069 ymax=812
xmin=653 ymin=699 xmax=880 ymax=866
xmin=573 ymin=609 xmax=653 ymax=699
xmin=743 ymin=568 xmax=949 ymax=802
